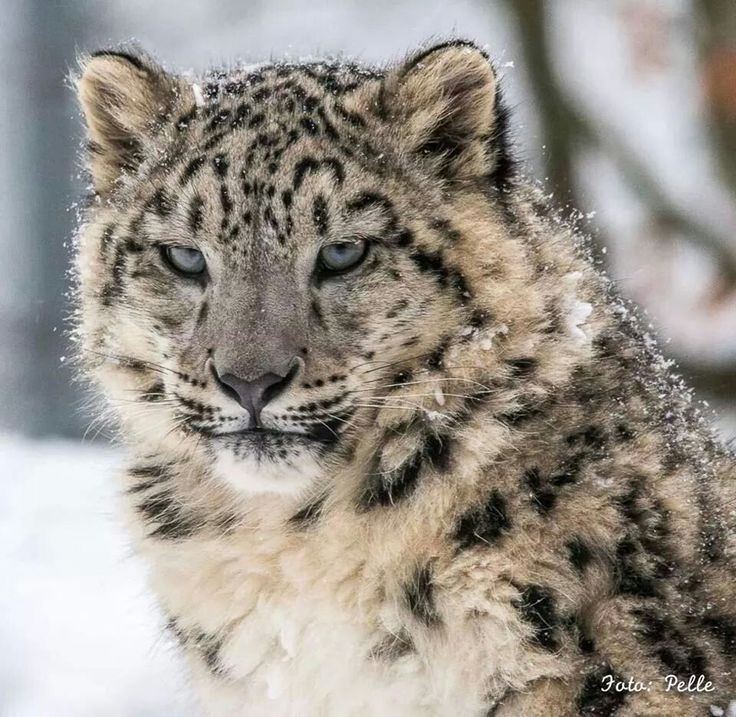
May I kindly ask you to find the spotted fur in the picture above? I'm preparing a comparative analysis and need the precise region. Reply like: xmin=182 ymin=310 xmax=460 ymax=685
xmin=73 ymin=41 xmax=736 ymax=716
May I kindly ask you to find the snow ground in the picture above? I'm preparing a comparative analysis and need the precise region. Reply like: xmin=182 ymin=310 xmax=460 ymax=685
xmin=0 ymin=435 xmax=195 ymax=717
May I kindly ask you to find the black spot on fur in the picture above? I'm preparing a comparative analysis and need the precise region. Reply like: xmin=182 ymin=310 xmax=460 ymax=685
xmin=99 ymin=223 xmax=116 ymax=256
xmin=405 ymin=565 xmax=440 ymax=627
xmin=369 ymin=629 xmax=414 ymax=662
xmin=175 ymin=106 xmax=197 ymax=131
xmin=212 ymin=154 xmax=229 ymax=178
xmin=567 ymin=536 xmax=594 ymax=573
xmin=453 ymin=489 xmax=510 ymax=550
xmin=392 ymin=370 xmax=411 ymax=385
xmin=422 ymin=432 xmax=452 ymax=472
xmin=525 ymin=468 xmax=557 ymax=514
xmin=508 ymin=357 xmax=537 ymax=377
xmin=614 ymin=536 xmax=659 ymax=598
xmin=167 ymin=618 xmax=226 ymax=676
xmin=407 ymin=247 xmax=471 ymax=304
xmin=136 ymin=490 xmax=199 ymax=540
xmin=425 ymin=339 xmax=449 ymax=370
xmin=100 ymin=244 xmax=127 ymax=306
xmin=633 ymin=606 xmax=708 ymax=679
xmin=701 ymin=613 xmax=736 ymax=656
xmin=313 ymin=195 xmax=329 ymax=235
xmin=219 ymin=185 xmax=233 ymax=215
xmin=566 ymin=425 xmax=606 ymax=452
xmin=496 ymin=400 xmax=546 ymax=427
xmin=188 ymin=196 xmax=204 ymax=233
xmin=127 ymin=462 xmax=173 ymax=493
xmin=577 ymin=665 xmax=627 ymax=716
xmin=289 ymin=494 xmax=326 ymax=528
xmin=148 ymin=187 xmax=175 ymax=217
xmin=206 ymin=109 xmax=231 ymax=133
xmin=317 ymin=107 xmax=339 ymax=140
xmin=293 ymin=157 xmax=343 ymax=191
xmin=360 ymin=450 xmax=423 ymax=509
xmin=514 ymin=584 xmax=559 ymax=651
xmin=230 ymin=103 xmax=252 ymax=129
xmin=181 ymin=155 xmax=207 ymax=184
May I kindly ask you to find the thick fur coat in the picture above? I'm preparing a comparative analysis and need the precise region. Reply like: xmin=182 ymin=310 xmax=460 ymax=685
xmin=72 ymin=41 xmax=736 ymax=716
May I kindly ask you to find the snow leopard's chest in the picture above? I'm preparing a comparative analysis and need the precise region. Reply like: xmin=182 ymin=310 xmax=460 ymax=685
xmin=187 ymin=580 xmax=485 ymax=717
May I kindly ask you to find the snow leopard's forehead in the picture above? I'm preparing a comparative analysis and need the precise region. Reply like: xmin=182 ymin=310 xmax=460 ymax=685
xmin=136 ymin=60 xmax=404 ymax=264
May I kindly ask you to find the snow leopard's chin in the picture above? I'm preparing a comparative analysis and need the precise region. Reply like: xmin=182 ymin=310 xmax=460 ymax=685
xmin=210 ymin=436 xmax=326 ymax=496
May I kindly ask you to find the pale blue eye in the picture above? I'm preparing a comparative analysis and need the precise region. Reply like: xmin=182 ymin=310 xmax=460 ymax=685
xmin=319 ymin=240 xmax=368 ymax=273
xmin=164 ymin=246 xmax=206 ymax=275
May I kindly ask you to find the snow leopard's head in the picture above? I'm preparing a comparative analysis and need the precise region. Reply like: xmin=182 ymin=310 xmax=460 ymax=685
xmin=73 ymin=42 xmax=524 ymax=496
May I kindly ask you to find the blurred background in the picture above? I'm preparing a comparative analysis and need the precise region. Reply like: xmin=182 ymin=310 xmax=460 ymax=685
xmin=1 ymin=0 xmax=735 ymax=715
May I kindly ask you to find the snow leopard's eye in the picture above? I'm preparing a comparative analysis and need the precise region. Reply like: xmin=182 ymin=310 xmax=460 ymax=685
xmin=318 ymin=240 xmax=368 ymax=275
xmin=162 ymin=246 xmax=207 ymax=276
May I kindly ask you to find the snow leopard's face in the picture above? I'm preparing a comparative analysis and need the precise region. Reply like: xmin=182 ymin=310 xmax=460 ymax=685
xmin=75 ymin=44 xmax=511 ymax=495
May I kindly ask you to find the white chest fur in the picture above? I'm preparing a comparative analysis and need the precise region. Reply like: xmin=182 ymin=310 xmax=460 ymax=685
xmin=145 ymin=532 xmax=490 ymax=717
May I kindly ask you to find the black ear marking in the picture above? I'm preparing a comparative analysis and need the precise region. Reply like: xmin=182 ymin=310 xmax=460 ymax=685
xmin=90 ymin=49 xmax=147 ymax=71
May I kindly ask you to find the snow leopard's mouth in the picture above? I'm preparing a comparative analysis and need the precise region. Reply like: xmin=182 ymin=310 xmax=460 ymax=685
xmin=202 ymin=423 xmax=341 ymax=446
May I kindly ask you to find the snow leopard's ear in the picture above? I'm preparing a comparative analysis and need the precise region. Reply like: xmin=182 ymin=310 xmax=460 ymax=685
xmin=76 ymin=49 xmax=187 ymax=194
xmin=379 ymin=40 xmax=513 ymax=186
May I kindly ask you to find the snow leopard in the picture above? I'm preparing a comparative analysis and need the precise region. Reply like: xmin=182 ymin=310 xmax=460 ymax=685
xmin=72 ymin=41 xmax=736 ymax=716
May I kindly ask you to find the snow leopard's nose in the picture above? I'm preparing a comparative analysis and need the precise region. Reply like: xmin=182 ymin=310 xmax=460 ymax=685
xmin=210 ymin=360 xmax=298 ymax=427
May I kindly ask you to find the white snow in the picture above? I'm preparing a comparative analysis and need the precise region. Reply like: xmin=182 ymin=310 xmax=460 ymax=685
xmin=191 ymin=83 xmax=205 ymax=108
xmin=0 ymin=435 xmax=194 ymax=717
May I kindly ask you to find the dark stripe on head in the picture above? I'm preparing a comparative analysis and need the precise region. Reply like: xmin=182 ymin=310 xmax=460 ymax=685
xmin=212 ymin=155 xmax=229 ymax=178
xmin=188 ymin=196 xmax=205 ymax=233
xmin=317 ymin=106 xmax=339 ymax=140
xmin=148 ymin=188 xmax=175 ymax=217
xmin=100 ymin=244 xmax=127 ymax=306
xmin=409 ymin=247 xmax=471 ymax=304
xmin=293 ymin=157 xmax=344 ymax=191
xmin=220 ymin=185 xmax=233 ymax=214
xmin=181 ymin=155 xmax=207 ymax=184
xmin=313 ymin=195 xmax=329 ymax=235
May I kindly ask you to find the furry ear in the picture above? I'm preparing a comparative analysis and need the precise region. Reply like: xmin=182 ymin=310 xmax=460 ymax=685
xmin=381 ymin=41 xmax=511 ymax=184
xmin=76 ymin=49 xmax=185 ymax=193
